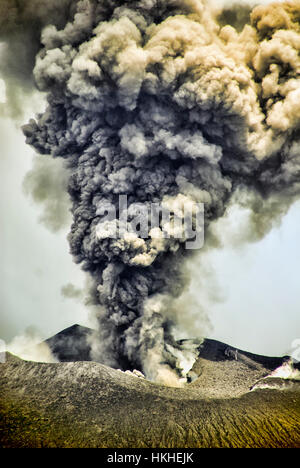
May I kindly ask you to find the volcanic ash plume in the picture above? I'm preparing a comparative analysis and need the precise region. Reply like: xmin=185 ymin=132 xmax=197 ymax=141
xmin=20 ymin=0 xmax=300 ymax=383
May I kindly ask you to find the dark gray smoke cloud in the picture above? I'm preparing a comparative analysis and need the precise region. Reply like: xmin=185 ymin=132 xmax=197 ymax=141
xmin=11 ymin=0 xmax=300 ymax=383
xmin=23 ymin=156 xmax=71 ymax=232
xmin=0 ymin=0 xmax=79 ymax=116
xmin=61 ymin=282 xmax=83 ymax=300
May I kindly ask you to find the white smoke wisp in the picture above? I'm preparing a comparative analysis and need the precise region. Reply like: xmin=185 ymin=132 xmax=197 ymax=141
xmin=269 ymin=359 xmax=300 ymax=380
xmin=1 ymin=0 xmax=298 ymax=382
xmin=6 ymin=329 xmax=57 ymax=363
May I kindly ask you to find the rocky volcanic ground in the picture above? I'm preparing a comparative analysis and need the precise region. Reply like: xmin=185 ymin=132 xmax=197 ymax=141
xmin=0 ymin=325 xmax=299 ymax=448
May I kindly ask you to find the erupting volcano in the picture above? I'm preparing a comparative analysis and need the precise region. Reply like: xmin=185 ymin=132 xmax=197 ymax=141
xmin=13 ymin=0 xmax=300 ymax=382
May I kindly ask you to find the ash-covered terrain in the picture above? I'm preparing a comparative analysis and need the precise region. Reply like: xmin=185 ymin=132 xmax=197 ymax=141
xmin=0 ymin=325 xmax=299 ymax=448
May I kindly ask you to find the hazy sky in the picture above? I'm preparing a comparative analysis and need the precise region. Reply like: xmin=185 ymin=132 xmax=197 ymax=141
xmin=0 ymin=0 xmax=299 ymax=359
xmin=0 ymin=105 xmax=91 ymax=343
xmin=198 ymin=203 xmax=300 ymax=356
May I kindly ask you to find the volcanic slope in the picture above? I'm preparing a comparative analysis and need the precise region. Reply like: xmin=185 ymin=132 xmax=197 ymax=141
xmin=0 ymin=325 xmax=299 ymax=448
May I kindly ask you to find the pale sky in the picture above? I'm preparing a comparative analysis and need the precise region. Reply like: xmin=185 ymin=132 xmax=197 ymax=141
xmin=197 ymin=202 xmax=300 ymax=356
xmin=0 ymin=109 xmax=91 ymax=343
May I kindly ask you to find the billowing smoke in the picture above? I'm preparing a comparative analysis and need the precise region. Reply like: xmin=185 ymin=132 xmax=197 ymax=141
xmin=0 ymin=0 xmax=80 ymax=116
xmin=6 ymin=327 xmax=57 ymax=363
xmin=8 ymin=0 xmax=300 ymax=383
